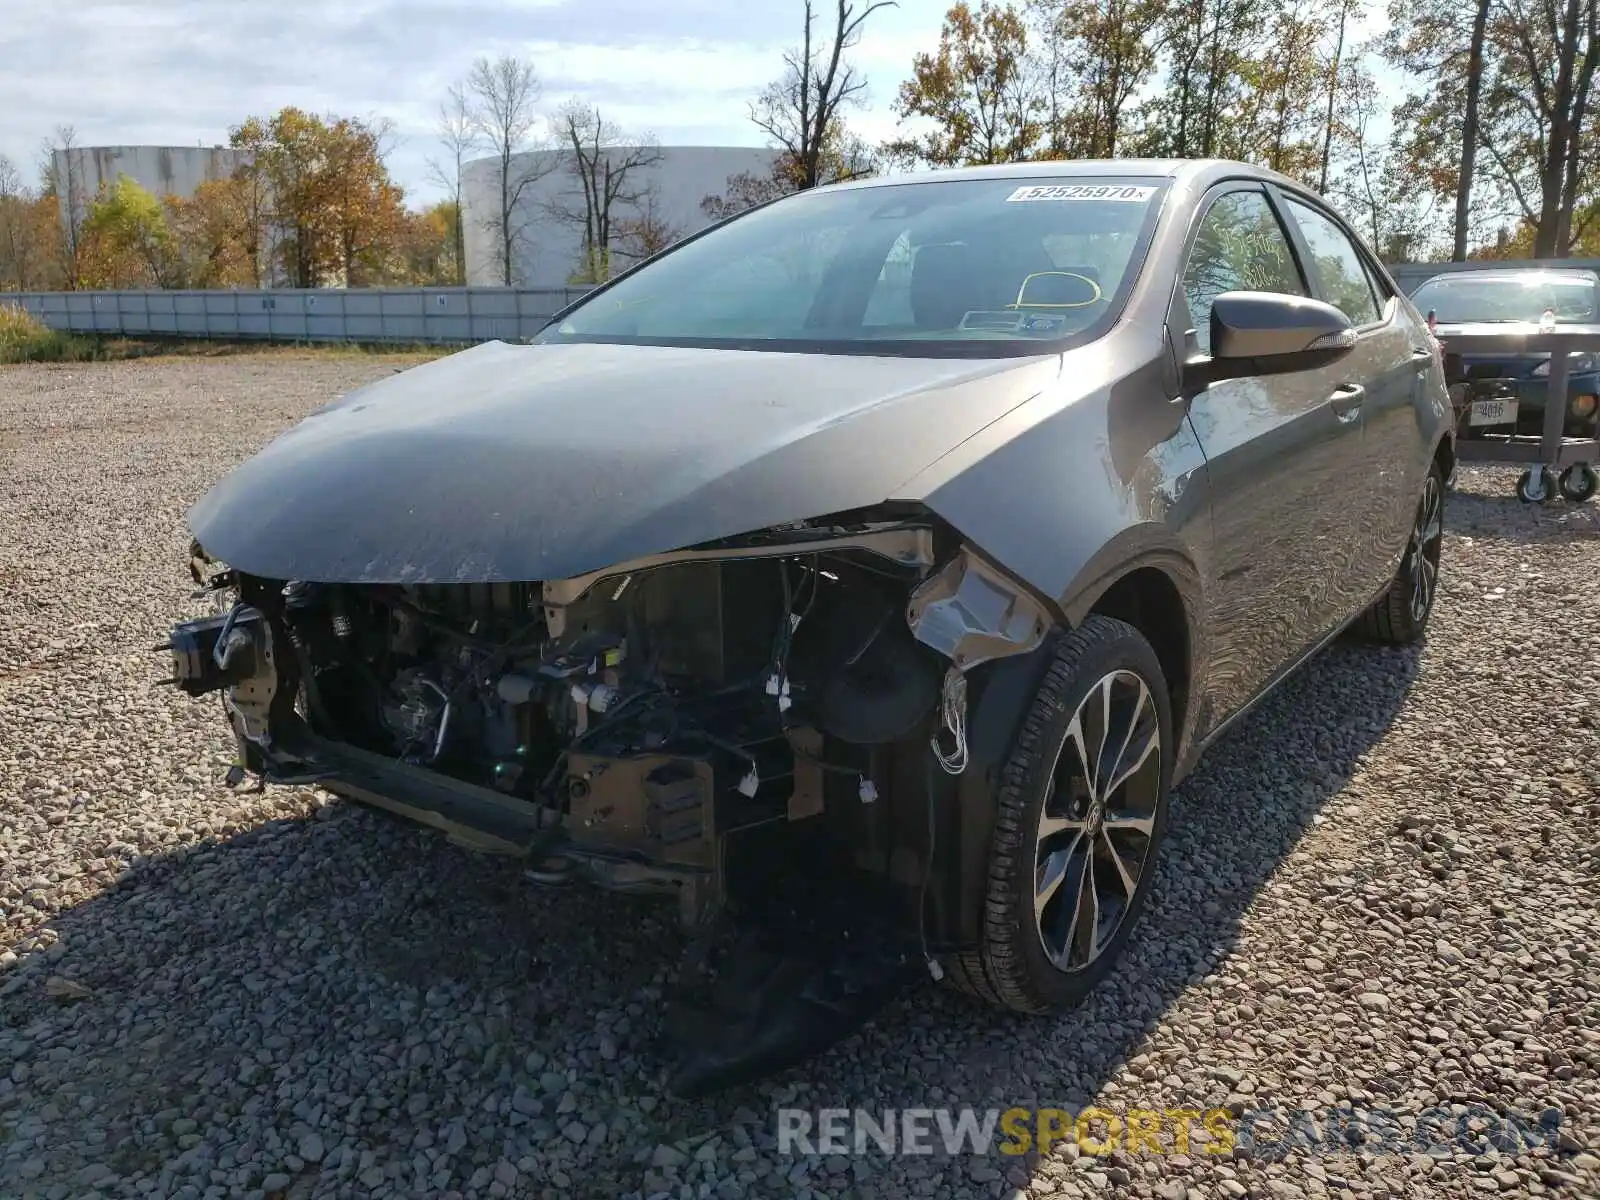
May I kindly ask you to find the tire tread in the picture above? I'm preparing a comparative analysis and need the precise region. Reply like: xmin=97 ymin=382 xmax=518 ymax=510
xmin=943 ymin=614 xmax=1163 ymax=1014
xmin=1358 ymin=462 xmax=1445 ymax=646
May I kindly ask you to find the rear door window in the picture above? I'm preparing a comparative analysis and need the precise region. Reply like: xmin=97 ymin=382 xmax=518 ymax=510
xmin=1282 ymin=197 xmax=1384 ymax=326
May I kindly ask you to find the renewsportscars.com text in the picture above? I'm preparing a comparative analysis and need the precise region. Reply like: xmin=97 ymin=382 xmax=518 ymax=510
xmin=775 ymin=1105 xmax=1565 ymax=1160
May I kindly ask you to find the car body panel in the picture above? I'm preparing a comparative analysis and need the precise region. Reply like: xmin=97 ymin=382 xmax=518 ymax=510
xmin=187 ymin=338 xmax=1058 ymax=584
xmin=1355 ymin=317 xmax=1436 ymax=576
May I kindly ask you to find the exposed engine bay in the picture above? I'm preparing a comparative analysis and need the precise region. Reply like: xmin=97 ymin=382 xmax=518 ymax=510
xmin=164 ymin=510 xmax=1053 ymax=1093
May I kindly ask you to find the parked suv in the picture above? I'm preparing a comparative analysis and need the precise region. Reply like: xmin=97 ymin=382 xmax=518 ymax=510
xmin=164 ymin=160 xmax=1454 ymax=1093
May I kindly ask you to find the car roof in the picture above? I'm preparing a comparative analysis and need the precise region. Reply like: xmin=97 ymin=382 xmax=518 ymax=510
xmin=826 ymin=158 xmax=1303 ymax=194
xmin=1417 ymin=268 xmax=1600 ymax=286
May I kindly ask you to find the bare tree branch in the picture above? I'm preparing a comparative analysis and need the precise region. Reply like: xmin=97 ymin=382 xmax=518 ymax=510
xmin=466 ymin=55 xmax=557 ymax=285
xmin=749 ymin=0 xmax=896 ymax=190
xmin=426 ymin=82 xmax=478 ymax=285
xmin=546 ymin=101 xmax=664 ymax=283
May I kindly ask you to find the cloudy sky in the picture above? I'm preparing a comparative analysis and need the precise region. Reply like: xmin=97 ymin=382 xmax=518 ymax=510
xmin=0 ymin=0 xmax=957 ymax=203
xmin=1 ymin=1 xmax=1398 ymax=205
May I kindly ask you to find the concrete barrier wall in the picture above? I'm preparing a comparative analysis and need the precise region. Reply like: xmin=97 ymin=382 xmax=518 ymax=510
xmin=6 ymin=287 xmax=596 ymax=345
xmin=10 ymin=261 xmax=1600 ymax=344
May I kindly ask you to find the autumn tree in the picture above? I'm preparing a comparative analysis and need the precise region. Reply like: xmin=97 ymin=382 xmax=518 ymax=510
xmin=391 ymin=201 xmax=460 ymax=284
xmin=427 ymin=82 xmax=477 ymax=285
xmin=1223 ymin=0 xmax=1329 ymax=180
xmin=230 ymin=108 xmax=408 ymax=287
xmin=1132 ymin=0 xmax=1269 ymax=159
xmin=39 ymin=125 xmax=86 ymax=289
xmin=466 ymin=55 xmax=557 ymax=285
xmin=322 ymin=116 xmax=407 ymax=286
xmin=165 ymin=177 xmax=257 ymax=288
xmin=78 ymin=177 xmax=183 ymax=289
xmin=231 ymin=109 xmax=328 ymax=287
xmin=1382 ymin=0 xmax=1495 ymax=258
xmin=700 ymin=167 xmax=792 ymax=221
xmin=1477 ymin=0 xmax=1599 ymax=257
xmin=752 ymin=0 xmax=896 ymax=190
xmin=549 ymin=101 xmax=664 ymax=283
xmin=1331 ymin=60 xmax=1442 ymax=259
xmin=700 ymin=126 xmax=877 ymax=220
xmin=1315 ymin=0 xmax=1364 ymax=191
xmin=887 ymin=2 xmax=1042 ymax=166
xmin=0 ymin=155 xmax=48 ymax=291
xmin=1030 ymin=0 xmax=1165 ymax=158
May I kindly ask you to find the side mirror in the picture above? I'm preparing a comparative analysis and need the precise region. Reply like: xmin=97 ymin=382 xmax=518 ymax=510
xmin=1185 ymin=291 xmax=1356 ymax=387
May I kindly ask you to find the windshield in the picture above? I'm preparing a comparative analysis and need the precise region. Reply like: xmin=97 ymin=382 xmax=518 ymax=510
xmin=534 ymin=177 xmax=1167 ymax=356
xmin=1411 ymin=272 xmax=1599 ymax=325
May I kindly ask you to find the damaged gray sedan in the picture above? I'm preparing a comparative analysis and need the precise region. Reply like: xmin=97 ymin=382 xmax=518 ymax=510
xmin=165 ymin=160 xmax=1454 ymax=1094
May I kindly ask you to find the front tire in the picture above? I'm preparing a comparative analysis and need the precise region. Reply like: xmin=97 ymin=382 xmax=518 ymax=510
xmin=945 ymin=615 xmax=1172 ymax=1014
xmin=1360 ymin=463 xmax=1444 ymax=645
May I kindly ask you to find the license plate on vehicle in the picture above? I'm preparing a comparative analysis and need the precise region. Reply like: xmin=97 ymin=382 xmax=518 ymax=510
xmin=1468 ymin=398 xmax=1518 ymax=427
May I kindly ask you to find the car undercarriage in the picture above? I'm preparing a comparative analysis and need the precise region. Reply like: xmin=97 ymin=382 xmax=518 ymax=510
xmin=165 ymin=508 xmax=1054 ymax=1093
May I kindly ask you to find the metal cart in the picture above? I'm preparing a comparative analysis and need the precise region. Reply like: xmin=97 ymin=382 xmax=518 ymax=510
xmin=1440 ymin=325 xmax=1600 ymax=504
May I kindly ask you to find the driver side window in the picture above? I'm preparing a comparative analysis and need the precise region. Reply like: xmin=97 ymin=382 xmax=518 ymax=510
xmin=1182 ymin=191 xmax=1307 ymax=355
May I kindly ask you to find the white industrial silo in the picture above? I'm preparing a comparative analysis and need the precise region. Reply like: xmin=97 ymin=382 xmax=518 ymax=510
xmin=461 ymin=145 xmax=779 ymax=288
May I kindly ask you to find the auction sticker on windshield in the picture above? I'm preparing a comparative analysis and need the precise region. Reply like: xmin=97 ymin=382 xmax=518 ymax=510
xmin=1006 ymin=184 xmax=1157 ymax=203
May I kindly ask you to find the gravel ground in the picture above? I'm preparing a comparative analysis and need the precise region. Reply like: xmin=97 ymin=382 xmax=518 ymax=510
xmin=1 ymin=355 xmax=1597 ymax=1200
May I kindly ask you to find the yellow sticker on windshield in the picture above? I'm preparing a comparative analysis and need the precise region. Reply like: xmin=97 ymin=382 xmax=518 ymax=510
xmin=1005 ymin=184 xmax=1156 ymax=203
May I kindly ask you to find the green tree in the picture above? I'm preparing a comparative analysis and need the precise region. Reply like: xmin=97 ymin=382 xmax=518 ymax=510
xmin=79 ymin=176 xmax=183 ymax=288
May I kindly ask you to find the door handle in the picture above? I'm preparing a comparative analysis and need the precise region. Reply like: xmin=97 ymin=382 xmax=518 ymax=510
xmin=1411 ymin=346 xmax=1434 ymax=359
xmin=1329 ymin=383 xmax=1365 ymax=422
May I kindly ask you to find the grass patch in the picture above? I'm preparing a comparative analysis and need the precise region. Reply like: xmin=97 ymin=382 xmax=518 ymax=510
xmin=0 ymin=304 xmax=100 ymax=363
xmin=84 ymin=337 xmax=458 ymax=362
xmin=0 ymin=307 xmax=460 ymax=366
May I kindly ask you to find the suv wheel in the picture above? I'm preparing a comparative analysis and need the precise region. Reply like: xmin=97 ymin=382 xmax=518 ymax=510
xmin=1360 ymin=463 xmax=1444 ymax=644
xmin=945 ymin=615 xmax=1172 ymax=1014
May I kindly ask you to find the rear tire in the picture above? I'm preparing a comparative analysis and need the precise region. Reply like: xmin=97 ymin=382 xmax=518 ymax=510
xmin=1360 ymin=462 xmax=1444 ymax=645
xmin=944 ymin=615 xmax=1172 ymax=1014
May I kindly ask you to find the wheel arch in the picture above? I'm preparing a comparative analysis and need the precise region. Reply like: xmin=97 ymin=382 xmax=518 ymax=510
xmin=1059 ymin=540 xmax=1206 ymax=771
xmin=911 ymin=545 xmax=1203 ymax=952
xmin=1079 ymin=564 xmax=1194 ymax=755
xmin=1433 ymin=429 xmax=1457 ymax=486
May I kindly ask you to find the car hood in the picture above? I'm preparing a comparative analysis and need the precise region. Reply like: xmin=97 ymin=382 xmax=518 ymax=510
xmin=188 ymin=339 xmax=1059 ymax=583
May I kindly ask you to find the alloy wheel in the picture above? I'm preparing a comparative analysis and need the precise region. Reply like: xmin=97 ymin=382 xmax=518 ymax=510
xmin=1408 ymin=474 xmax=1444 ymax=622
xmin=1033 ymin=669 xmax=1162 ymax=973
